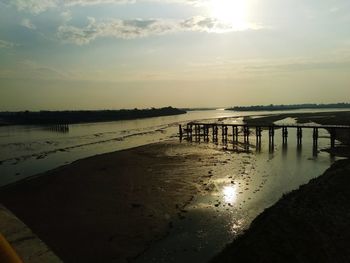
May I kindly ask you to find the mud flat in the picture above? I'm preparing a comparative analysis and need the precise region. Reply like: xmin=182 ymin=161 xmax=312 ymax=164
xmin=0 ymin=142 xmax=223 ymax=263
xmin=212 ymin=111 xmax=350 ymax=263
xmin=211 ymin=158 xmax=350 ymax=263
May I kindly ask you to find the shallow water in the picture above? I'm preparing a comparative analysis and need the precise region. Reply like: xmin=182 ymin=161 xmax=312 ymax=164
xmin=1 ymin=108 xmax=345 ymax=187
xmin=0 ymin=109 xmax=346 ymax=262
xmin=135 ymin=126 xmax=340 ymax=263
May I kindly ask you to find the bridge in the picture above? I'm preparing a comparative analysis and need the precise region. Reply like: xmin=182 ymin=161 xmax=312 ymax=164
xmin=179 ymin=122 xmax=350 ymax=150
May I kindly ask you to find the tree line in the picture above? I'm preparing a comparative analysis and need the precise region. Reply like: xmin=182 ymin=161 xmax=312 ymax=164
xmin=227 ymin=103 xmax=350 ymax=112
xmin=0 ymin=107 xmax=186 ymax=125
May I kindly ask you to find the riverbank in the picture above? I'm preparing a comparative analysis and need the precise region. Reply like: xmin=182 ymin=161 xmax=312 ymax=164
xmin=211 ymin=157 xmax=350 ymax=263
xmin=0 ymin=142 xmax=223 ymax=263
xmin=0 ymin=110 xmax=347 ymax=262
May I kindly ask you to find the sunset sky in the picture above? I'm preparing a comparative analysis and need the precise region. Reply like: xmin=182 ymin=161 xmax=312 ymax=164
xmin=0 ymin=0 xmax=350 ymax=110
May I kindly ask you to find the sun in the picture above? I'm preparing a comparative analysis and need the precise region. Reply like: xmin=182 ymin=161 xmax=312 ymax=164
xmin=209 ymin=0 xmax=250 ymax=31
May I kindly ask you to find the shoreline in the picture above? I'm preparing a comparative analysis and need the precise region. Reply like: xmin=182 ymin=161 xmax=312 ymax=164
xmin=0 ymin=141 xmax=223 ymax=262
xmin=211 ymin=112 xmax=350 ymax=262
xmin=211 ymin=157 xmax=350 ymax=263
xmin=0 ymin=141 xmax=167 ymax=191
xmin=0 ymin=110 xmax=348 ymax=262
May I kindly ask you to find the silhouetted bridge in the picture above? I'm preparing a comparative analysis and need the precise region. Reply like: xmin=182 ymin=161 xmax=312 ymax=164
xmin=179 ymin=122 xmax=350 ymax=149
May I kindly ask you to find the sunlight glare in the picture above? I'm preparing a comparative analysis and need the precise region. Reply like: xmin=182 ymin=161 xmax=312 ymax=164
xmin=209 ymin=0 xmax=250 ymax=31
xmin=223 ymin=185 xmax=238 ymax=204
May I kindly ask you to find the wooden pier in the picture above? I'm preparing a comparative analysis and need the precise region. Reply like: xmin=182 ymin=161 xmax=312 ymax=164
xmin=179 ymin=122 xmax=350 ymax=150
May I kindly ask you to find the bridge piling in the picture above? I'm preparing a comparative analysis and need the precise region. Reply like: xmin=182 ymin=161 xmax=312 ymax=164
xmin=256 ymin=127 xmax=262 ymax=151
xmin=212 ymin=125 xmax=218 ymax=142
xmin=179 ymin=125 xmax=183 ymax=140
xmin=268 ymin=126 xmax=275 ymax=152
xmin=181 ymin=122 xmax=349 ymax=150
xmin=243 ymin=126 xmax=250 ymax=144
xmin=269 ymin=126 xmax=275 ymax=143
xmin=232 ymin=126 xmax=236 ymax=143
xmin=255 ymin=127 xmax=262 ymax=140
xmin=235 ymin=126 xmax=239 ymax=142
xmin=282 ymin=127 xmax=288 ymax=144
xmin=204 ymin=125 xmax=209 ymax=142
xmin=222 ymin=125 xmax=228 ymax=143
xmin=297 ymin=127 xmax=303 ymax=145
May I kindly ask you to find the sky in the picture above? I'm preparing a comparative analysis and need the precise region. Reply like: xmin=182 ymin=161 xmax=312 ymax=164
xmin=0 ymin=0 xmax=350 ymax=110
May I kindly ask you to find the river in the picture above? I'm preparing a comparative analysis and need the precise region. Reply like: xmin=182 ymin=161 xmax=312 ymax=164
xmin=0 ymin=109 xmax=346 ymax=187
xmin=0 ymin=108 xmax=347 ymax=262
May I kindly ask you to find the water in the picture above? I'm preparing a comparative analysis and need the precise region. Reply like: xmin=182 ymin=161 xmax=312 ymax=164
xmin=136 ymin=125 xmax=339 ymax=263
xmin=0 ymin=108 xmax=345 ymax=262
xmin=1 ymin=108 xmax=344 ymax=187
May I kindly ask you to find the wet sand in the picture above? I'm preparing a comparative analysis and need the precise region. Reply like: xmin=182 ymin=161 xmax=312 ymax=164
xmin=0 ymin=111 xmax=349 ymax=263
xmin=211 ymin=158 xmax=350 ymax=263
xmin=0 ymin=142 xmax=223 ymax=263
xmin=211 ymin=111 xmax=350 ymax=263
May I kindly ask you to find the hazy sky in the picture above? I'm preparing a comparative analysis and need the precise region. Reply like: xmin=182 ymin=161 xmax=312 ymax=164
xmin=0 ymin=0 xmax=350 ymax=110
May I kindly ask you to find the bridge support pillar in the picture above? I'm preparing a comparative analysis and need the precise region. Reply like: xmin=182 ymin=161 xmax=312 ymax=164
xmin=179 ymin=125 xmax=183 ymax=140
xmin=222 ymin=125 xmax=228 ymax=143
xmin=243 ymin=126 xmax=250 ymax=144
xmin=212 ymin=125 xmax=218 ymax=142
xmin=232 ymin=126 xmax=236 ymax=143
xmin=269 ymin=126 xmax=275 ymax=152
xmin=256 ymin=127 xmax=262 ymax=152
xmin=187 ymin=124 xmax=193 ymax=141
xmin=297 ymin=127 xmax=303 ymax=145
xmin=282 ymin=127 xmax=288 ymax=144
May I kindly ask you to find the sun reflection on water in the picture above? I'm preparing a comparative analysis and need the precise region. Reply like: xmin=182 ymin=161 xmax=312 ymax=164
xmin=223 ymin=185 xmax=238 ymax=204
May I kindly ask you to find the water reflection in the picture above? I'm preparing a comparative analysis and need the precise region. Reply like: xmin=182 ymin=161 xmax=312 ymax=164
xmin=297 ymin=143 xmax=302 ymax=159
xmin=136 ymin=122 xmax=339 ymax=263
xmin=282 ymin=142 xmax=288 ymax=157
xmin=223 ymin=185 xmax=238 ymax=204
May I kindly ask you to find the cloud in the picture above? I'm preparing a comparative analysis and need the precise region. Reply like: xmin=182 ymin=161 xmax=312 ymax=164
xmin=61 ymin=10 xmax=73 ymax=22
xmin=20 ymin=19 xmax=36 ymax=30
xmin=0 ymin=39 xmax=17 ymax=48
xmin=63 ymin=0 xmax=205 ymax=6
xmin=7 ymin=0 xmax=58 ymax=14
xmin=180 ymin=16 xmax=236 ymax=32
xmin=3 ymin=0 xmax=207 ymax=14
xmin=58 ymin=16 xmax=260 ymax=45
xmin=63 ymin=0 xmax=136 ymax=6
xmin=57 ymin=17 xmax=173 ymax=45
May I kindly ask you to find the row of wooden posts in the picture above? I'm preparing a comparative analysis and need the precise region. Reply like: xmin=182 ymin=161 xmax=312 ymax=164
xmin=44 ymin=124 xmax=70 ymax=133
xmin=179 ymin=124 xmax=338 ymax=148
